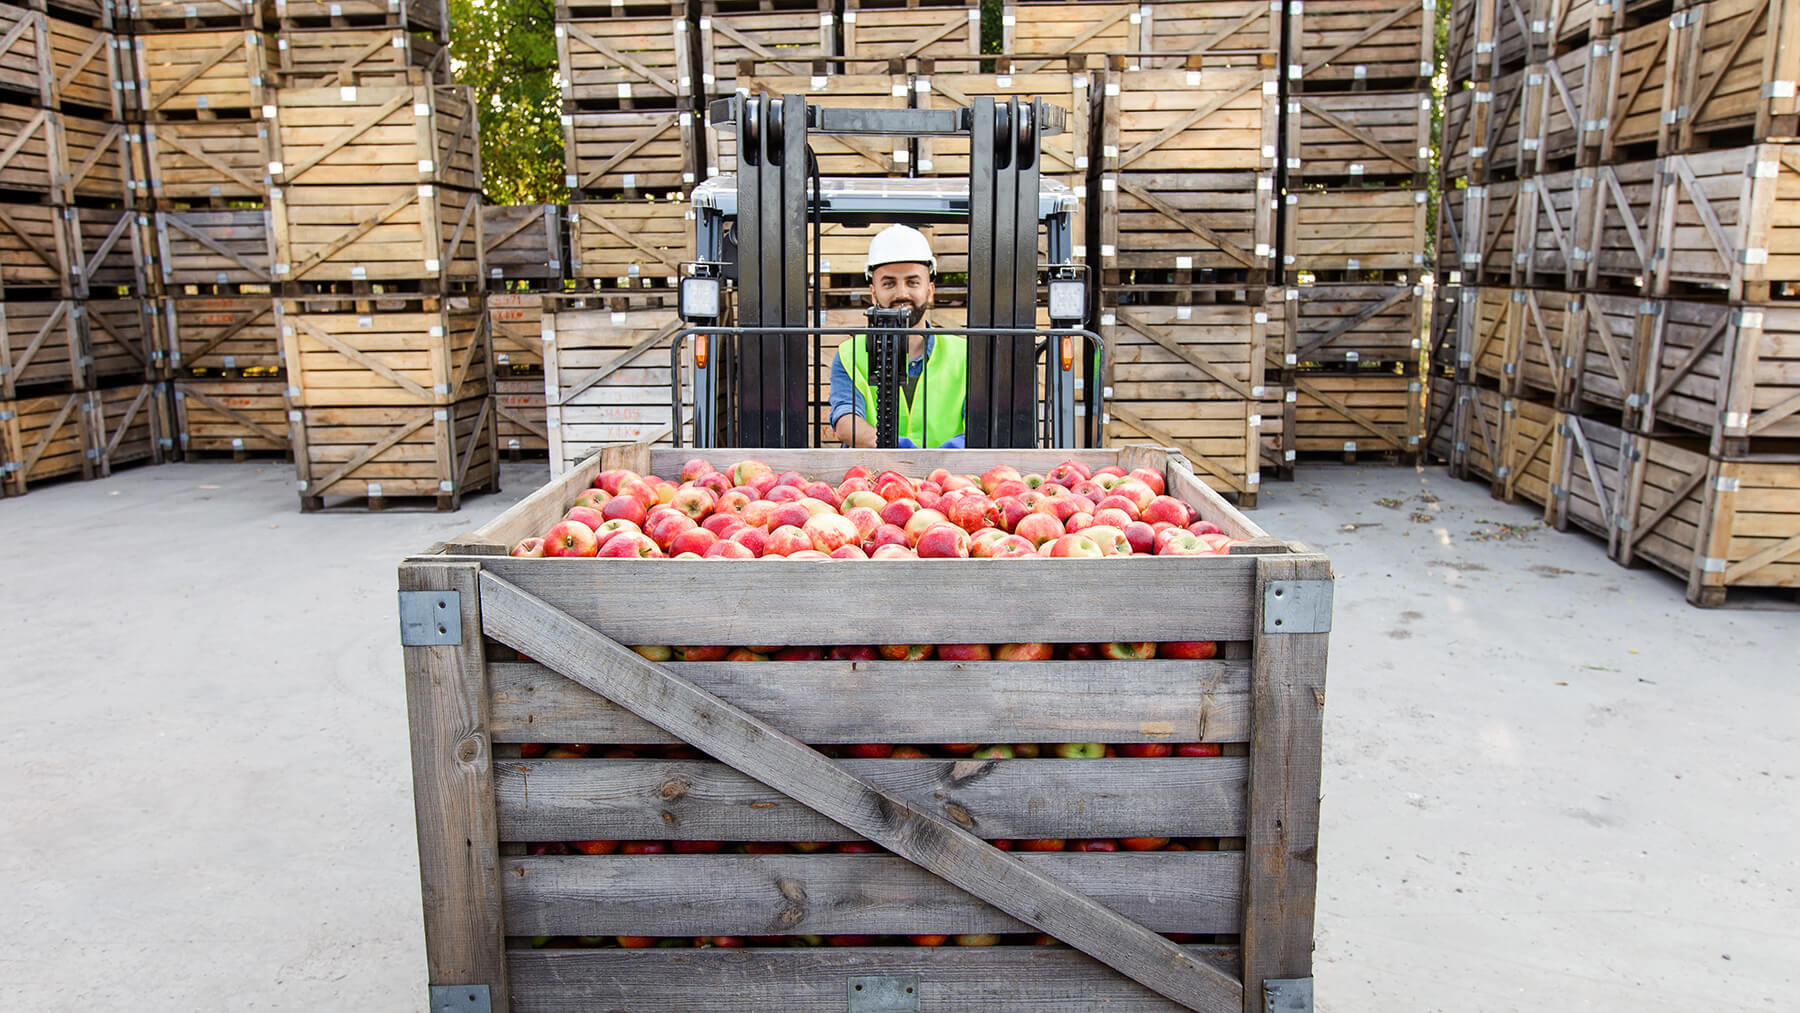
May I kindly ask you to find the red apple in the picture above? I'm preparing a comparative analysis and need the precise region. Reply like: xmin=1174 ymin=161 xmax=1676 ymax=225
xmin=774 ymin=470 xmax=805 ymax=489
xmin=877 ymin=644 xmax=934 ymax=661
xmin=764 ymin=484 xmax=804 ymax=505
xmin=970 ymin=744 xmax=1013 ymax=759
xmin=740 ymin=499 xmax=777 ymax=528
xmin=1123 ymin=521 xmax=1156 ymax=555
xmin=772 ymin=646 xmax=825 ymax=660
xmin=725 ymin=647 xmax=769 ymax=662
xmin=1092 ymin=507 xmax=1135 ymax=530
xmin=1064 ymin=511 xmax=1096 ymax=533
xmin=1156 ymin=530 xmax=1212 ymax=556
xmin=669 ymin=485 xmax=715 ymax=520
xmin=875 ymin=473 xmax=916 ymax=501
xmin=598 ymin=532 xmax=662 ymax=558
xmin=619 ymin=841 xmax=668 ymax=855
xmin=969 ymin=528 xmax=1008 ymax=557
xmin=617 ymin=477 xmax=659 ymax=509
xmin=1053 ymin=742 xmax=1105 ymax=759
xmin=830 ymin=544 xmax=869 ymax=560
xmin=569 ymin=839 xmax=619 ymax=855
xmin=992 ymin=495 xmax=1030 ymax=532
xmin=841 ymin=464 xmax=872 ymax=483
xmin=572 ymin=487 xmax=610 ymax=511
xmin=1127 ymin=468 xmax=1166 ymax=495
xmin=889 ymin=745 xmax=930 ymax=759
xmin=1016 ymin=839 xmax=1067 ymax=851
xmin=1063 ymin=643 xmax=1099 ymax=660
xmin=1018 ymin=489 xmax=1048 ymax=511
xmin=842 ymin=489 xmax=886 ymax=512
xmin=1013 ymin=512 xmax=1064 ymax=548
xmin=1188 ymin=520 xmax=1223 ymax=536
xmin=543 ymin=520 xmax=600 ymax=557
xmin=827 ymin=645 xmax=879 ymax=661
xmin=994 ymin=642 xmax=1053 ymax=660
xmin=727 ymin=526 xmax=767 ymax=557
xmin=1174 ymin=743 xmax=1222 ymax=757
xmin=915 ymin=523 xmax=971 ymax=558
xmin=594 ymin=468 xmax=637 ymax=495
xmin=1093 ymin=465 xmax=1127 ymax=480
xmin=870 ymin=544 xmax=916 ymax=559
xmin=1108 ymin=479 xmax=1157 ymax=513
xmin=915 ymin=489 xmax=943 ymax=511
xmin=903 ymin=508 xmax=950 ymax=546
xmin=697 ymin=472 xmax=731 ymax=497
xmin=730 ymin=459 xmax=772 ymax=486
xmin=510 ymin=536 xmax=546 ymax=557
xmin=1100 ymin=642 xmax=1156 ymax=660
xmin=1035 ymin=497 xmax=1079 ymax=523
xmin=631 ymin=645 xmax=672 ymax=662
xmin=672 ymin=840 xmax=723 ymax=854
xmin=1141 ymin=495 xmax=1191 ymax=527
xmin=801 ymin=481 xmax=839 ymax=508
xmin=841 ymin=743 xmax=894 ymax=758
xmin=908 ymin=934 xmax=950 ymax=946
xmin=600 ymin=494 xmax=647 ymax=528
xmin=946 ymin=494 xmax=1000 ymax=533
xmin=1118 ymin=742 xmax=1173 ymax=758
xmin=1045 ymin=460 xmax=1089 ymax=486
xmin=1094 ymin=494 xmax=1141 ymax=521
xmin=803 ymin=512 xmax=860 ymax=553
xmin=680 ymin=457 xmax=714 ymax=482
xmin=763 ymin=526 xmax=814 ymax=557
xmin=676 ymin=645 xmax=730 ymax=661
xmin=668 ymin=527 xmax=718 ymax=557
xmin=1161 ymin=640 xmax=1219 ymax=660
xmin=990 ymin=534 xmax=1038 ymax=557
xmin=767 ymin=501 xmax=812 ymax=531
xmin=989 ymin=479 xmax=1029 ymax=500
xmin=879 ymin=497 xmax=920 ymax=529
xmin=1083 ymin=524 xmax=1132 ymax=556
xmin=703 ymin=539 xmax=753 ymax=559
xmin=714 ymin=489 xmax=752 ymax=518
xmin=1073 ymin=839 xmax=1119 ymax=852
xmin=937 ymin=643 xmax=992 ymax=661
xmin=1047 ymin=533 xmax=1103 ymax=557
xmin=863 ymin=523 xmax=909 ymax=555
xmin=1120 ymin=836 xmax=1171 ymax=851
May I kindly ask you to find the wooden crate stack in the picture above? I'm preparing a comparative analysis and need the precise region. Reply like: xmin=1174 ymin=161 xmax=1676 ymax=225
xmin=1080 ymin=2 xmax=1280 ymax=504
xmin=481 ymin=200 xmax=563 ymax=463
xmin=1 ymin=0 xmax=172 ymax=495
xmin=1279 ymin=0 xmax=1432 ymax=467
xmin=266 ymin=1 xmax=498 ymax=510
xmin=1433 ymin=0 xmax=1800 ymax=606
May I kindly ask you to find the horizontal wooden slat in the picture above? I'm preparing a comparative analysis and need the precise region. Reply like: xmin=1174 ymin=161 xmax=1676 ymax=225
xmin=506 ymin=945 xmax=1229 ymax=1012
xmin=503 ymin=851 xmax=1244 ymax=935
xmin=468 ymin=555 xmax=1260 ymax=644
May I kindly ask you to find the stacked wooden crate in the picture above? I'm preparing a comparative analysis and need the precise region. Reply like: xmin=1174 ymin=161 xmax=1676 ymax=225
xmin=1281 ymin=0 xmax=1432 ymax=465
xmin=481 ymin=200 xmax=562 ymax=461
xmin=128 ymin=0 xmax=283 ymax=462
xmin=1 ymin=0 xmax=170 ymax=495
xmin=268 ymin=2 xmax=496 ymax=510
xmin=1434 ymin=0 xmax=1800 ymax=606
xmin=548 ymin=0 xmax=692 ymax=471
xmin=1082 ymin=1 xmax=1279 ymax=504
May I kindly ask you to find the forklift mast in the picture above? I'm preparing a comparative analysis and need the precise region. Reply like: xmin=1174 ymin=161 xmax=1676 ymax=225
xmin=681 ymin=93 xmax=1095 ymax=450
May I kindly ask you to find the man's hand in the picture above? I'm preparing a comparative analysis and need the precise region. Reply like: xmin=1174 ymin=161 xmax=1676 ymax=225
xmin=833 ymin=414 xmax=879 ymax=449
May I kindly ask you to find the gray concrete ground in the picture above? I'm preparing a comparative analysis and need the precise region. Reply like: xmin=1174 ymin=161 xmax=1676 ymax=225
xmin=1 ymin=457 xmax=1794 ymax=1011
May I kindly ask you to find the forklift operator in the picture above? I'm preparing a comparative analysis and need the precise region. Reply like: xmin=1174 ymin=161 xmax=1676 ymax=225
xmin=829 ymin=225 xmax=969 ymax=449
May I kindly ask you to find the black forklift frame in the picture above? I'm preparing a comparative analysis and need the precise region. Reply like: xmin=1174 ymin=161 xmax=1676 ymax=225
xmin=678 ymin=93 xmax=1103 ymax=450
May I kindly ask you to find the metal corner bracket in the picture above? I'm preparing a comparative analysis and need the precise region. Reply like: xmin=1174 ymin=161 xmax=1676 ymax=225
xmin=848 ymin=974 xmax=920 ymax=1012
xmin=400 ymin=590 xmax=463 ymax=646
xmin=1263 ymin=580 xmax=1333 ymax=634
xmin=430 ymin=984 xmax=491 ymax=1013
xmin=1265 ymin=977 xmax=1314 ymax=1012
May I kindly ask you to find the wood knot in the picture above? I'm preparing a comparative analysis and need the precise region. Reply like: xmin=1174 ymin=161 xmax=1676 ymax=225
xmin=775 ymin=878 xmax=807 ymax=903
xmin=455 ymin=737 xmax=481 ymax=764
xmin=943 ymin=803 xmax=974 ymax=828
xmin=660 ymin=779 xmax=689 ymax=801
xmin=660 ymin=810 xmax=677 ymax=825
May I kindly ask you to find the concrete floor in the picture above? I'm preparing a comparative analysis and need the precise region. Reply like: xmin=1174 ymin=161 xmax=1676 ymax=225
xmin=1 ymin=457 xmax=1794 ymax=1011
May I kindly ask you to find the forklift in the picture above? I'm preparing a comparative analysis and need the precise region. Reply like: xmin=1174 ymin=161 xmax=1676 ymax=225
xmin=671 ymin=93 xmax=1104 ymax=450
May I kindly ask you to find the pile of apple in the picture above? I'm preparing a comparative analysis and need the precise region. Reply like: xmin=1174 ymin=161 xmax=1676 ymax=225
xmin=510 ymin=457 xmax=1243 ymax=559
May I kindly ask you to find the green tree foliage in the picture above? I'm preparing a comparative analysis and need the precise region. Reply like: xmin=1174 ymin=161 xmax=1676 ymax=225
xmin=449 ymin=0 xmax=565 ymax=204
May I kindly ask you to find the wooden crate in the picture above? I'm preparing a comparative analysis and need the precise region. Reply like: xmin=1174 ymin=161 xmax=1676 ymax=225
xmin=912 ymin=65 xmax=1090 ymax=187
xmin=87 ymin=380 xmax=173 ymax=474
xmin=1436 ymin=180 xmax=1476 ymax=279
xmin=1654 ymin=144 xmax=1800 ymax=301
xmin=1638 ymin=301 xmax=1800 ymax=448
xmin=564 ymin=108 xmax=697 ymax=195
xmin=399 ymin=441 xmax=1328 ymax=1012
xmin=1446 ymin=67 xmax=1527 ymax=183
xmin=269 ymin=180 xmax=483 ymax=284
xmin=154 ymin=208 xmax=276 ymax=286
xmin=1674 ymin=0 xmax=1799 ymax=150
xmin=1428 ymin=282 xmax=1468 ymax=374
xmin=558 ymin=14 xmax=694 ymax=107
xmin=45 ymin=14 xmax=121 ymax=115
xmin=1596 ymin=17 xmax=1681 ymax=160
xmin=271 ymin=83 xmax=480 ymax=192
xmin=172 ymin=376 xmax=292 ymax=454
xmin=1617 ymin=438 xmax=1800 ymax=605
xmin=274 ymin=27 xmax=446 ymax=88
xmin=699 ymin=10 xmax=830 ymax=96
xmin=274 ymin=0 xmax=446 ymax=37
xmin=841 ymin=4 xmax=978 ymax=63
xmin=1563 ymin=291 xmax=1647 ymax=418
xmin=1516 ymin=169 xmax=1587 ymax=289
xmin=714 ymin=71 xmax=909 ymax=176
xmin=1292 ymin=371 xmax=1422 ymax=459
xmin=0 ymin=102 xmax=57 ymax=195
xmin=1286 ymin=187 xmax=1427 ymax=274
xmin=542 ymin=295 xmax=689 ymax=471
xmin=293 ymin=393 xmax=498 ymax=509
xmin=1293 ymin=0 xmax=1433 ymax=89
xmin=1545 ymin=411 xmax=1632 ymax=547
xmin=1494 ymin=394 xmax=1560 ymax=507
xmin=482 ymin=205 xmax=563 ymax=286
xmin=65 ymin=205 xmax=150 ymax=294
xmin=84 ymin=297 xmax=156 ymax=384
xmin=157 ymin=293 xmax=281 ymax=373
xmin=0 ymin=198 xmax=71 ymax=291
xmin=488 ymin=291 xmax=545 ymax=371
xmin=140 ymin=118 xmax=272 ymax=201
xmin=1546 ymin=0 xmax=1615 ymax=52
xmin=1462 ymin=283 xmax=1511 ymax=386
xmin=1099 ymin=299 xmax=1265 ymax=501
xmin=0 ymin=298 xmax=82 ymax=396
xmin=1582 ymin=157 xmax=1657 ymax=290
xmin=1533 ymin=43 xmax=1609 ymax=170
xmin=494 ymin=374 xmax=548 ymax=454
xmin=1290 ymin=282 xmax=1420 ymax=367
xmin=1289 ymin=90 xmax=1430 ymax=182
xmin=1467 ymin=177 xmax=1520 ymax=284
xmin=278 ymin=294 xmax=490 ymax=407
xmin=1101 ymin=66 xmax=1276 ymax=175
xmin=1135 ymin=0 xmax=1281 ymax=69
xmin=1501 ymin=287 xmax=1577 ymax=402
xmin=1000 ymin=3 xmax=1135 ymax=73
xmin=0 ymin=388 xmax=91 ymax=494
xmin=1421 ymin=373 xmax=1460 ymax=466
xmin=57 ymin=110 xmax=135 ymax=204
xmin=130 ymin=29 xmax=275 ymax=117
xmin=130 ymin=0 xmax=276 ymax=29
xmin=1100 ymin=170 xmax=1272 ymax=276
xmin=1455 ymin=382 xmax=1502 ymax=482
xmin=566 ymin=199 xmax=690 ymax=285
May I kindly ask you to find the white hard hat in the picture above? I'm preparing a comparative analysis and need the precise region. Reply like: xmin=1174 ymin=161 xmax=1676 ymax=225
xmin=865 ymin=224 xmax=936 ymax=279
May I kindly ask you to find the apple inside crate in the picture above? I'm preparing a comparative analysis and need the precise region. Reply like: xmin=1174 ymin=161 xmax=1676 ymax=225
xmin=399 ymin=443 xmax=1331 ymax=1012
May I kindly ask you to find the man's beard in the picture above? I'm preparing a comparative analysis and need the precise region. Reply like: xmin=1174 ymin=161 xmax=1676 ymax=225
xmin=887 ymin=299 xmax=927 ymax=328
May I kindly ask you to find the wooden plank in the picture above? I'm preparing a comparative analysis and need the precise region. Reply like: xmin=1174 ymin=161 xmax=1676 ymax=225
xmin=475 ymin=569 xmax=1246 ymax=1011
xmin=399 ymin=562 xmax=509 ymax=1009
xmin=504 ymin=851 xmax=1244 ymax=936
xmin=1239 ymin=554 xmax=1329 ymax=1004
xmin=489 ymin=658 xmax=1254 ymax=745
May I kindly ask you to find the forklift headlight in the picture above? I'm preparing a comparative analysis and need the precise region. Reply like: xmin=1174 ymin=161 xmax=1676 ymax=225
xmin=1048 ymin=279 xmax=1085 ymax=322
xmin=680 ymin=276 xmax=722 ymax=320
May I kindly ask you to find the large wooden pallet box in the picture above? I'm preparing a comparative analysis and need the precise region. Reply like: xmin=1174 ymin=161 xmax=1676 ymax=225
xmin=1493 ymin=394 xmax=1560 ymax=507
xmin=559 ymin=14 xmax=694 ymax=106
xmin=0 ymin=198 xmax=71 ymax=292
xmin=1670 ymin=0 xmax=1799 ymax=151
xmin=154 ymin=208 xmax=276 ymax=286
xmin=998 ymin=2 xmax=1135 ymax=72
xmin=270 ymin=83 xmax=480 ymax=192
xmin=0 ymin=102 xmax=57 ymax=195
xmin=1289 ymin=90 xmax=1431 ymax=183
xmin=398 ymin=441 xmax=1330 ymax=1012
xmin=1292 ymin=0 xmax=1433 ymax=89
xmin=292 ymin=392 xmax=497 ymax=509
xmin=1132 ymin=0 xmax=1281 ymax=69
xmin=0 ymin=387 xmax=90 ymax=494
xmin=277 ymin=293 xmax=489 ymax=407
xmin=129 ymin=29 xmax=275 ymax=117
xmin=488 ymin=291 xmax=545 ymax=371
xmin=713 ymin=71 xmax=909 ymax=177
xmin=0 ymin=298 xmax=83 ymax=397
xmin=140 ymin=118 xmax=272 ymax=202
xmin=564 ymin=108 xmax=696 ymax=196
xmin=1546 ymin=412 xmax=1634 ymax=549
xmin=1562 ymin=292 xmax=1646 ymax=419
xmin=697 ymin=10 xmax=827 ymax=98
xmin=565 ymin=199 xmax=689 ymax=286
xmin=274 ymin=0 xmax=447 ymax=37
xmin=156 ymin=293 xmax=281 ymax=373
xmin=541 ymin=294 xmax=688 ymax=471
xmin=66 ymin=204 xmax=151 ymax=295
xmin=1286 ymin=187 xmax=1426 ymax=274
xmin=493 ymin=374 xmax=547 ymax=455
xmin=87 ymin=379 xmax=174 ymax=475
xmin=172 ymin=376 xmax=292 ymax=454
xmin=1653 ymin=144 xmax=1800 ymax=302
xmin=1637 ymin=301 xmax=1800 ymax=451
xmin=1615 ymin=437 xmax=1800 ymax=606
xmin=1292 ymin=371 xmax=1422 ymax=460
xmin=1456 ymin=382 xmax=1503 ymax=483
xmin=840 ymin=4 xmax=978 ymax=64
xmin=1290 ymin=282 xmax=1421 ymax=367
xmin=913 ymin=64 xmax=1091 ymax=185
xmin=483 ymin=207 xmax=563 ymax=286
xmin=269 ymin=179 xmax=483 ymax=285
xmin=84 ymin=297 xmax=157 ymax=384
xmin=274 ymin=26 xmax=446 ymax=88
xmin=0 ymin=9 xmax=122 ymax=115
